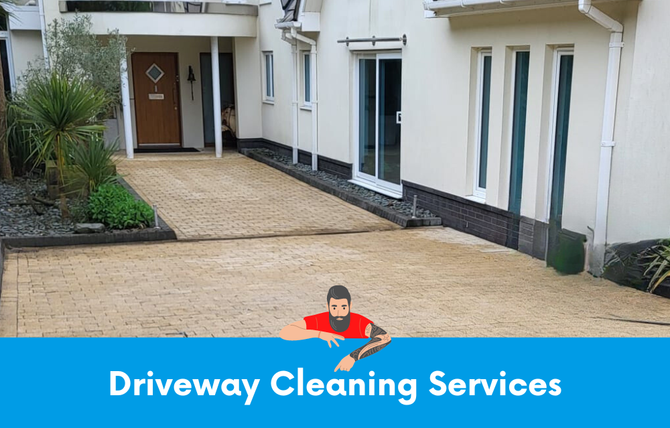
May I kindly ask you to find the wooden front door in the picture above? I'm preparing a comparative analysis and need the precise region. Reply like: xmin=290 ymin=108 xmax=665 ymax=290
xmin=132 ymin=52 xmax=182 ymax=145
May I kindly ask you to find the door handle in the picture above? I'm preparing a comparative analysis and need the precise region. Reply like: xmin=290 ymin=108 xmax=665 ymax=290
xmin=396 ymin=111 xmax=402 ymax=125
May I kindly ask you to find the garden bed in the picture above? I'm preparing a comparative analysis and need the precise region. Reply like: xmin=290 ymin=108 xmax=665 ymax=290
xmin=0 ymin=175 xmax=176 ymax=249
xmin=603 ymin=240 xmax=670 ymax=299
xmin=243 ymin=148 xmax=442 ymax=228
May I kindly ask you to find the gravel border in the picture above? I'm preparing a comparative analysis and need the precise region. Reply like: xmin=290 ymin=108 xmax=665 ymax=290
xmin=243 ymin=149 xmax=442 ymax=228
xmin=0 ymin=177 xmax=176 ymax=249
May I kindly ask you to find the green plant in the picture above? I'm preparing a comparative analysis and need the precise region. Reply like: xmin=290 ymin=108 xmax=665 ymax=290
xmin=88 ymin=184 xmax=154 ymax=230
xmin=68 ymin=134 xmax=120 ymax=196
xmin=641 ymin=240 xmax=670 ymax=294
xmin=17 ymin=72 xmax=109 ymax=217
xmin=21 ymin=14 xmax=128 ymax=111
xmin=7 ymin=101 xmax=40 ymax=176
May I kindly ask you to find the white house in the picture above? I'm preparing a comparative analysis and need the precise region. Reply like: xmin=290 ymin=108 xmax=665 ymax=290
xmin=5 ymin=0 xmax=670 ymax=274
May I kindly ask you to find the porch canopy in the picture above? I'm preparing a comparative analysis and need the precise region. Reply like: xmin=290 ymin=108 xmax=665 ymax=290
xmin=425 ymin=0 xmax=628 ymax=17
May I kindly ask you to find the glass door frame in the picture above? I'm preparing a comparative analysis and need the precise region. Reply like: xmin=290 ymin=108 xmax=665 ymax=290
xmin=353 ymin=51 xmax=403 ymax=197
xmin=544 ymin=47 xmax=574 ymax=224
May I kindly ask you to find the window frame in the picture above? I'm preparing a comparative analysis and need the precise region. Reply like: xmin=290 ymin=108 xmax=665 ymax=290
xmin=507 ymin=49 xmax=531 ymax=215
xmin=302 ymin=51 xmax=312 ymax=109
xmin=544 ymin=47 xmax=575 ymax=223
xmin=473 ymin=49 xmax=493 ymax=200
xmin=0 ymin=21 xmax=16 ymax=93
xmin=263 ymin=51 xmax=274 ymax=103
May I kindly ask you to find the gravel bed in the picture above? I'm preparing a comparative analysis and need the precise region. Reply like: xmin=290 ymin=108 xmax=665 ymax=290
xmin=249 ymin=149 xmax=437 ymax=219
xmin=0 ymin=175 xmax=75 ymax=237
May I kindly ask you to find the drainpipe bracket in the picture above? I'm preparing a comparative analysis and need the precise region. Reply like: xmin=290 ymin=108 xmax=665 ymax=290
xmin=609 ymin=41 xmax=624 ymax=48
xmin=601 ymin=140 xmax=616 ymax=148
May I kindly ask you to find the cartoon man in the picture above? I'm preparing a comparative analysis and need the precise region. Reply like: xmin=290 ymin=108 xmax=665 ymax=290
xmin=280 ymin=285 xmax=391 ymax=372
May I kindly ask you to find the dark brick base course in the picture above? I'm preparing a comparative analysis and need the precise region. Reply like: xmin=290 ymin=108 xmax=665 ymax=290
xmin=237 ymin=138 xmax=353 ymax=180
xmin=403 ymin=180 xmax=552 ymax=260
xmin=403 ymin=180 xmax=520 ymax=248
xmin=519 ymin=216 xmax=549 ymax=260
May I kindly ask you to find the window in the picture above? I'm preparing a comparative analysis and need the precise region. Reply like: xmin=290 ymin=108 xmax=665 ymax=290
xmin=263 ymin=52 xmax=274 ymax=102
xmin=303 ymin=52 xmax=311 ymax=106
xmin=548 ymin=50 xmax=574 ymax=225
xmin=474 ymin=50 xmax=492 ymax=199
xmin=508 ymin=51 xmax=530 ymax=215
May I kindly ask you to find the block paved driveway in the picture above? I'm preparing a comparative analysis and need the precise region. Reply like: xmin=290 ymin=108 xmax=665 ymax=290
xmin=2 ymin=228 xmax=670 ymax=338
xmin=117 ymin=153 xmax=398 ymax=239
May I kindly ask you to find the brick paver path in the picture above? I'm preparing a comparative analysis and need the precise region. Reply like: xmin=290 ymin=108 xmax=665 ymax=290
xmin=2 ymin=228 xmax=669 ymax=337
xmin=117 ymin=153 xmax=398 ymax=239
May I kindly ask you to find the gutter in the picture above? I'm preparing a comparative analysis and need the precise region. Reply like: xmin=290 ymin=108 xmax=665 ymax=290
xmin=424 ymin=0 xmax=623 ymax=17
xmin=578 ymin=0 xmax=624 ymax=274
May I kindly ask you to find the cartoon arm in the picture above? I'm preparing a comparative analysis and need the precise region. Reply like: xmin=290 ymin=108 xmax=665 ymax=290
xmin=279 ymin=320 xmax=345 ymax=348
xmin=334 ymin=323 xmax=391 ymax=372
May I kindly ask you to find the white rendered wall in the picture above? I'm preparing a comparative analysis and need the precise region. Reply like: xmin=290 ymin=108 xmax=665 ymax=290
xmin=258 ymin=1 xmax=635 ymax=241
xmin=8 ymin=30 xmax=43 ymax=86
xmin=608 ymin=0 xmax=670 ymax=243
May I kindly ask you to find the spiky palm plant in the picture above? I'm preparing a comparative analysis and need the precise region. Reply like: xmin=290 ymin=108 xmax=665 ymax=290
xmin=19 ymin=72 xmax=109 ymax=216
xmin=642 ymin=241 xmax=670 ymax=294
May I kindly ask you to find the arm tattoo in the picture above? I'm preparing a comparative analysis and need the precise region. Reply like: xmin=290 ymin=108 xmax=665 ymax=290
xmin=350 ymin=324 xmax=391 ymax=361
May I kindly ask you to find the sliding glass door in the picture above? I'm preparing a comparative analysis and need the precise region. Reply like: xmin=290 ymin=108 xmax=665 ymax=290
xmin=356 ymin=53 xmax=402 ymax=195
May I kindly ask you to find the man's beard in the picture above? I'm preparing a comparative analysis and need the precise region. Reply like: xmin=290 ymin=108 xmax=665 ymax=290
xmin=329 ymin=313 xmax=350 ymax=332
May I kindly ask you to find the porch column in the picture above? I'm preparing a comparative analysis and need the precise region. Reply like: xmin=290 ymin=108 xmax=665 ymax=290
xmin=211 ymin=36 xmax=223 ymax=158
xmin=291 ymin=43 xmax=299 ymax=164
xmin=120 ymin=55 xmax=134 ymax=159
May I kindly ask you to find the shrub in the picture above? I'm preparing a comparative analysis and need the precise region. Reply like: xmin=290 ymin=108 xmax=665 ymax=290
xmin=7 ymin=102 xmax=40 ymax=177
xmin=641 ymin=240 xmax=670 ymax=294
xmin=17 ymin=71 xmax=108 ymax=217
xmin=69 ymin=134 xmax=119 ymax=196
xmin=88 ymin=184 xmax=154 ymax=230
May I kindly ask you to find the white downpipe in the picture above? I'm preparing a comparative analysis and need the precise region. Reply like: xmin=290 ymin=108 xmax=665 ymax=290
xmin=120 ymin=55 xmax=134 ymax=159
xmin=281 ymin=27 xmax=319 ymax=169
xmin=211 ymin=37 xmax=223 ymax=158
xmin=309 ymin=44 xmax=318 ymax=170
xmin=291 ymin=41 xmax=300 ymax=164
xmin=37 ymin=0 xmax=49 ymax=68
xmin=579 ymin=0 xmax=623 ymax=273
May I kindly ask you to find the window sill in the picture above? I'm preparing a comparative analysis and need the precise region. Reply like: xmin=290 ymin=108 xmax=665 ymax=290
xmin=262 ymin=99 xmax=275 ymax=105
xmin=465 ymin=194 xmax=486 ymax=204
xmin=300 ymin=105 xmax=312 ymax=111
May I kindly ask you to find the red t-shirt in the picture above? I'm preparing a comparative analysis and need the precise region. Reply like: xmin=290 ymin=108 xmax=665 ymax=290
xmin=303 ymin=312 xmax=373 ymax=339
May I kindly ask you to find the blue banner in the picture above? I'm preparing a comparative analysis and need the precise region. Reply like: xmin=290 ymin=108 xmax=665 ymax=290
xmin=0 ymin=338 xmax=665 ymax=426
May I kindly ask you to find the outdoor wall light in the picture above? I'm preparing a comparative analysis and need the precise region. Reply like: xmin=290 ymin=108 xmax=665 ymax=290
xmin=187 ymin=66 xmax=196 ymax=100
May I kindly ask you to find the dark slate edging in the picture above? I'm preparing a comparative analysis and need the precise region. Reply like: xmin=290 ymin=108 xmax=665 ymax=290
xmin=1 ymin=228 xmax=176 ymax=249
xmin=238 ymin=138 xmax=353 ymax=179
xmin=0 ymin=178 xmax=177 ymax=250
xmin=243 ymin=150 xmax=441 ymax=228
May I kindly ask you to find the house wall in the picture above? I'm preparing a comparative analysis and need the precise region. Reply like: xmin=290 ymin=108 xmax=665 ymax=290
xmin=234 ymin=36 xmax=263 ymax=139
xmin=608 ymin=0 xmax=670 ymax=244
xmin=8 ymin=30 xmax=43 ymax=86
xmin=42 ymin=2 xmax=257 ymax=38
xmin=261 ymin=0 xmax=637 ymax=246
